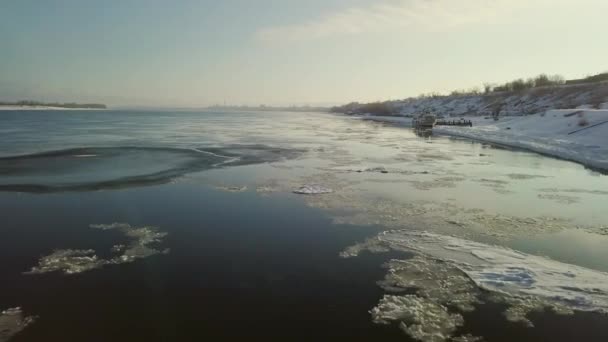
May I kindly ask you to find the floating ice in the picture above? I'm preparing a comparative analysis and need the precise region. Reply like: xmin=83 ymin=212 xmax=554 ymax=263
xmin=407 ymin=177 xmax=463 ymax=191
xmin=363 ymin=166 xmax=389 ymax=173
xmin=293 ymin=184 xmax=333 ymax=195
xmin=537 ymin=193 xmax=579 ymax=204
xmin=0 ymin=307 xmax=36 ymax=342
xmin=25 ymin=249 xmax=104 ymax=275
xmin=367 ymin=257 xmax=480 ymax=341
xmin=378 ymin=257 xmax=481 ymax=312
xmin=214 ymin=185 xmax=248 ymax=193
xmin=451 ymin=334 xmax=485 ymax=342
xmin=371 ymin=295 xmax=464 ymax=342
xmin=255 ymin=185 xmax=279 ymax=195
xmin=305 ymin=184 xmax=592 ymax=240
xmin=109 ymin=224 xmax=169 ymax=264
xmin=506 ymin=173 xmax=549 ymax=180
xmin=474 ymin=178 xmax=513 ymax=194
xmin=538 ymin=188 xmax=608 ymax=196
xmin=347 ymin=230 xmax=608 ymax=317
xmin=342 ymin=230 xmax=608 ymax=341
xmin=26 ymin=223 xmax=168 ymax=275
xmin=491 ymin=294 xmax=573 ymax=328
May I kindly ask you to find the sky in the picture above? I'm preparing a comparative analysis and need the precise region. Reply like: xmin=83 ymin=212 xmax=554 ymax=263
xmin=1 ymin=0 xmax=607 ymax=107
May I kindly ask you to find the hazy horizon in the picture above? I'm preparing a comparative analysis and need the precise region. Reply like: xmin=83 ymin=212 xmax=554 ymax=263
xmin=2 ymin=0 xmax=607 ymax=107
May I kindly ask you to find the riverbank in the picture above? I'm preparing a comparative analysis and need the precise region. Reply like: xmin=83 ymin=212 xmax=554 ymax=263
xmin=360 ymin=109 xmax=608 ymax=171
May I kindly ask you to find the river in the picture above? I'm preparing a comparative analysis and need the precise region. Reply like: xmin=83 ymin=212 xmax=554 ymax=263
xmin=1 ymin=110 xmax=607 ymax=341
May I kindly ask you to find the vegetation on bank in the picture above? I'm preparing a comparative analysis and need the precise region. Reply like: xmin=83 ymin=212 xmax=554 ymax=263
xmin=331 ymin=71 xmax=608 ymax=115
xmin=565 ymin=72 xmax=608 ymax=85
xmin=0 ymin=100 xmax=107 ymax=109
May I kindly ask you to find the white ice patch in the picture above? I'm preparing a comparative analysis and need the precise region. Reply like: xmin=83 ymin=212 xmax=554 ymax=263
xmin=372 ymin=295 xmax=464 ymax=342
xmin=378 ymin=257 xmax=480 ymax=312
xmin=25 ymin=249 xmax=105 ymax=275
xmin=293 ymin=184 xmax=333 ymax=195
xmin=351 ymin=230 xmax=608 ymax=313
xmin=451 ymin=334 xmax=485 ymax=342
xmin=0 ymin=307 xmax=36 ymax=342
xmin=214 ymin=185 xmax=248 ymax=193
xmin=345 ymin=230 xmax=608 ymax=339
xmin=26 ymin=223 xmax=168 ymax=275
xmin=368 ymin=257 xmax=479 ymax=341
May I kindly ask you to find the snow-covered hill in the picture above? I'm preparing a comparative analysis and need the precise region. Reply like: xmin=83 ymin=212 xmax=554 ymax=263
xmin=385 ymin=82 xmax=608 ymax=117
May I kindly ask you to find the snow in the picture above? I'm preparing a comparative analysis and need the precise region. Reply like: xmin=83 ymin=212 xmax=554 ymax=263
xmin=434 ymin=110 xmax=608 ymax=171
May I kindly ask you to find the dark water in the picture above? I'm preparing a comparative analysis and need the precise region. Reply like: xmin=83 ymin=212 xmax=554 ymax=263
xmin=1 ymin=110 xmax=608 ymax=341
xmin=0 ymin=184 xmax=404 ymax=340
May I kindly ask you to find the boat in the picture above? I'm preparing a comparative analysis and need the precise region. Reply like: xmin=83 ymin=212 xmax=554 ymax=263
xmin=413 ymin=111 xmax=437 ymax=128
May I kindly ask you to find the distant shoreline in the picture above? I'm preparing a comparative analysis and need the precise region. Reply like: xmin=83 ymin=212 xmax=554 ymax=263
xmin=0 ymin=105 xmax=107 ymax=111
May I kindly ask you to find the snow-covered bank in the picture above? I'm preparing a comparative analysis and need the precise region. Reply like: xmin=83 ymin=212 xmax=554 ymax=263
xmin=356 ymin=110 xmax=608 ymax=171
xmin=434 ymin=110 xmax=608 ymax=171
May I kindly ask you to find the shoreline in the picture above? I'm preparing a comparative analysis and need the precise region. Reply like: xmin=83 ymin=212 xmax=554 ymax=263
xmin=0 ymin=106 xmax=106 ymax=111
xmin=434 ymin=126 xmax=608 ymax=174
xmin=357 ymin=110 xmax=608 ymax=172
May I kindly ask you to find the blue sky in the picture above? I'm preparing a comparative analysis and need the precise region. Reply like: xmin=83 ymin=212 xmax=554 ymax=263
xmin=1 ymin=0 xmax=607 ymax=107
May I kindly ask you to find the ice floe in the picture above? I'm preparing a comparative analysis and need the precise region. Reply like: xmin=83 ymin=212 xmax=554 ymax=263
xmin=506 ymin=173 xmax=549 ymax=180
xmin=344 ymin=229 xmax=608 ymax=339
xmin=371 ymin=295 xmax=464 ymax=342
xmin=366 ymin=257 xmax=480 ymax=341
xmin=214 ymin=185 xmax=248 ymax=193
xmin=377 ymin=257 xmax=480 ymax=312
xmin=537 ymin=193 xmax=580 ymax=204
xmin=348 ymin=230 xmax=608 ymax=314
xmin=343 ymin=229 xmax=608 ymax=339
xmin=538 ymin=188 xmax=608 ymax=196
xmin=305 ymin=184 xmax=586 ymax=240
xmin=0 ymin=307 xmax=36 ymax=342
xmin=25 ymin=249 xmax=104 ymax=275
xmin=293 ymin=184 xmax=333 ymax=195
xmin=26 ymin=223 xmax=168 ymax=275
xmin=451 ymin=334 xmax=484 ymax=342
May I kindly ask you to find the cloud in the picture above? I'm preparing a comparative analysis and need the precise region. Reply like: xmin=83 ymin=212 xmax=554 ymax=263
xmin=255 ymin=0 xmax=533 ymax=42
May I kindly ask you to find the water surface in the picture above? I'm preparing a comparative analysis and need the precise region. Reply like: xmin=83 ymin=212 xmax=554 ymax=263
xmin=1 ymin=110 xmax=607 ymax=341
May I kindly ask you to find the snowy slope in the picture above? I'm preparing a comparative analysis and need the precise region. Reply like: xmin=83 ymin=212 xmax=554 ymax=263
xmin=385 ymin=82 xmax=608 ymax=117
xmin=345 ymin=83 xmax=608 ymax=170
